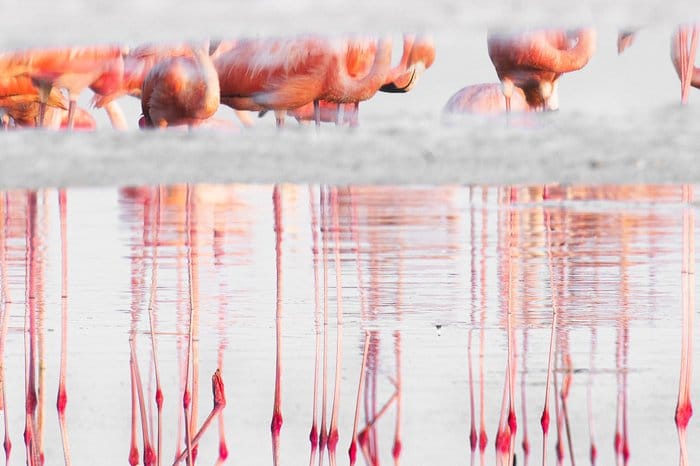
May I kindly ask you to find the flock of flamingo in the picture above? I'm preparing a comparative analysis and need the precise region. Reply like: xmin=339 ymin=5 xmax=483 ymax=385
xmin=0 ymin=34 xmax=435 ymax=130
xmin=444 ymin=25 xmax=700 ymax=114
xmin=0 ymin=184 xmax=697 ymax=465
xmin=0 ymin=24 xmax=697 ymax=130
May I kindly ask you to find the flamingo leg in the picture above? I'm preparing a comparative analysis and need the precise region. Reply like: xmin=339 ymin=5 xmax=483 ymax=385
xmin=103 ymin=101 xmax=128 ymax=130
xmin=66 ymin=98 xmax=77 ymax=131
xmin=36 ymin=83 xmax=52 ymax=128
xmin=274 ymin=110 xmax=286 ymax=128
xmin=501 ymin=79 xmax=514 ymax=113
xmin=350 ymin=103 xmax=360 ymax=128
xmin=314 ymin=100 xmax=320 ymax=128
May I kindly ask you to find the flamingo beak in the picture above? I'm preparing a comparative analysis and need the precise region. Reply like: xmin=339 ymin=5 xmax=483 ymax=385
xmin=380 ymin=68 xmax=416 ymax=93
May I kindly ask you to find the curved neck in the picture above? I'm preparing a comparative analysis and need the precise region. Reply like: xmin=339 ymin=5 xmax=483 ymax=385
xmin=384 ymin=35 xmax=415 ymax=83
xmin=335 ymin=37 xmax=393 ymax=101
xmin=191 ymin=46 xmax=220 ymax=94
xmin=528 ymin=29 xmax=597 ymax=73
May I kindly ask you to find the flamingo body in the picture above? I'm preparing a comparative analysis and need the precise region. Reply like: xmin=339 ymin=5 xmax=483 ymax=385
xmin=141 ymin=47 xmax=220 ymax=128
xmin=214 ymin=36 xmax=333 ymax=112
xmin=443 ymin=83 xmax=530 ymax=114
xmin=487 ymin=29 xmax=596 ymax=108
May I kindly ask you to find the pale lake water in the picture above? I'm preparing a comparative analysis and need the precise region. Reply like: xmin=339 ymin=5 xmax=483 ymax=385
xmin=0 ymin=184 xmax=698 ymax=465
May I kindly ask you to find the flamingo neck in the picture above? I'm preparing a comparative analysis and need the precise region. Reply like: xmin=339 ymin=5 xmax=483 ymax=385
xmin=384 ymin=35 xmax=415 ymax=83
xmin=333 ymin=37 xmax=393 ymax=102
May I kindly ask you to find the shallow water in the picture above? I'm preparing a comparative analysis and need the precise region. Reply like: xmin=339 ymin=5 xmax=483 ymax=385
xmin=0 ymin=184 xmax=698 ymax=465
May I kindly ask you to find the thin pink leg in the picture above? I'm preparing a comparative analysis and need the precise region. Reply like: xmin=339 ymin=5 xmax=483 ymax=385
xmin=56 ymin=190 xmax=71 ymax=466
xmin=319 ymin=187 xmax=329 ymax=466
xmin=183 ymin=185 xmax=196 ymax=466
xmin=478 ymin=188 xmax=488 ymax=466
xmin=468 ymin=328 xmax=477 ymax=458
xmin=146 ymin=187 xmax=163 ymax=466
xmin=173 ymin=371 xmax=227 ymax=465
xmin=129 ymin=359 xmax=139 ymax=466
xmin=131 ymin=341 xmax=155 ymax=466
xmin=271 ymin=186 xmax=284 ymax=466
xmin=213 ymin=214 xmax=229 ymax=466
xmin=327 ymin=187 xmax=344 ymax=466
xmin=309 ymin=187 xmax=321 ymax=466
xmin=393 ymin=332 xmax=402 ymax=466
xmin=24 ymin=193 xmax=40 ymax=466
xmin=468 ymin=191 xmax=477 ymax=462
xmin=521 ymin=329 xmax=529 ymax=464
xmin=588 ymin=329 xmax=597 ymax=465
xmin=553 ymin=357 xmax=564 ymax=466
xmin=541 ymin=208 xmax=558 ymax=466
xmin=560 ymin=354 xmax=575 ymax=466
xmin=676 ymin=185 xmax=694 ymax=466
xmin=349 ymin=333 xmax=370 ymax=465
xmin=0 ymin=193 xmax=12 ymax=465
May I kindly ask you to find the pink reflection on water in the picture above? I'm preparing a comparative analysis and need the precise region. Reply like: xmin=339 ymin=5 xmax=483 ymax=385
xmin=0 ymin=185 xmax=697 ymax=464
xmin=676 ymin=185 xmax=694 ymax=466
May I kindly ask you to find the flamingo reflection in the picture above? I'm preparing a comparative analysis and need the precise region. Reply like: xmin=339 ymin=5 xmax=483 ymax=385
xmin=676 ymin=185 xmax=694 ymax=466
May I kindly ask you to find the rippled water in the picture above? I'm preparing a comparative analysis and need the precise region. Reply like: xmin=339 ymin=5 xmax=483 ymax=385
xmin=0 ymin=184 xmax=697 ymax=465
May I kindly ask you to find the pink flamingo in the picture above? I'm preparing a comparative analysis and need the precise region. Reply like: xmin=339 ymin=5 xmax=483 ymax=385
xmin=289 ymin=34 xmax=435 ymax=126
xmin=0 ymin=76 xmax=67 ymax=127
xmin=214 ymin=35 xmax=392 ymax=127
xmin=487 ymin=28 xmax=596 ymax=111
xmin=443 ymin=83 xmax=531 ymax=114
xmin=0 ymin=45 xmax=126 ymax=128
xmin=140 ymin=44 xmax=220 ymax=128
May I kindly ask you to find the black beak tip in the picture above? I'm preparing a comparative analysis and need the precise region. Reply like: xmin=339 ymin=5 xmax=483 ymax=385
xmin=379 ymin=82 xmax=409 ymax=93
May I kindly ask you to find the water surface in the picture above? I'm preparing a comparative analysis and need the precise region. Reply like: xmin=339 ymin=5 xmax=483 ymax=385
xmin=0 ymin=184 xmax=698 ymax=465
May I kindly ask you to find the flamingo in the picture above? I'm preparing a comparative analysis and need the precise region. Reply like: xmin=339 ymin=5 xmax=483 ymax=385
xmin=214 ymin=35 xmax=392 ymax=127
xmin=93 ymin=42 xmax=246 ymax=129
xmin=140 ymin=44 xmax=220 ymax=128
xmin=0 ymin=45 xmax=126 ymax=129
xmin=0 ymin=75 xmax=67 ymax=127
xmin=288 ymin=34 xmax=435 ymax=126
xmin=92 ymin=43 xmax=192 ymax=107
xmin=670 ymin=25 xmax=699 ymax=104
xmin=214 ymin=35 xmax=334 ymax=126
xmin=443 ymin=83 xmax=531 ymax=114
xmin=487 ymin=28 xmax=596 ymax=111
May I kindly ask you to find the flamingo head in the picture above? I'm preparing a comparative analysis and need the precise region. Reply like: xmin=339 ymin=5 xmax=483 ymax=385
xmin=379 ymin=34 xmax=435 ymax=93
xmin=617 ymin=30 xmax=636 ymax=54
